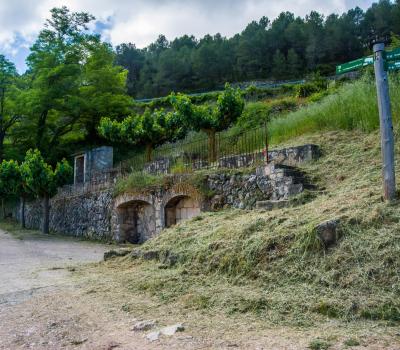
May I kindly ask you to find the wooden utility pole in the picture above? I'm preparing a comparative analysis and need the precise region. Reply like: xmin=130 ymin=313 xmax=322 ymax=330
xmin=373 ymin=43 xmax=396 ymax=201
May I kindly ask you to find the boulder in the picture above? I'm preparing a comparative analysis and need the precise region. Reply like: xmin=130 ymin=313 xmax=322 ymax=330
xmin=103 ymin=248 xmax=131 ymax=261
xmin=145 ymin=331 xmax=160 ymax=342
xmin=132 ymin=320 xmax=156 ymax=332
xmin=315 ymin=219 xmax=341 ymax=248
xmin=160 ymin=324 xmax=185 ymax=336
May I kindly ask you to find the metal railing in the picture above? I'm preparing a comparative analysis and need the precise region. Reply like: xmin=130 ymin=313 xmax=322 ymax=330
xmin=119 ymin=124 xmax=269 ymax=175
xmin=56 ymin=125 xmax=269 ymax=198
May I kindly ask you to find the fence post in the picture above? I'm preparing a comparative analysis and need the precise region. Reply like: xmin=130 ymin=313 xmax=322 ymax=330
xmin=264 ymin=122 xmax=269 ymax=163
xmin=373 ymin=43 xmax=396 ymax=201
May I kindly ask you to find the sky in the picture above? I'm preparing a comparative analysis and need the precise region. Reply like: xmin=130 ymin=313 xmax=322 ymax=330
xmin=0 ymin=0 xmax=375 ymax=73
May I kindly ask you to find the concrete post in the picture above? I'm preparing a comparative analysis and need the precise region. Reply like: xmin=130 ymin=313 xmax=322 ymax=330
xmin=373 ymin=43 xmax=396 ymax=201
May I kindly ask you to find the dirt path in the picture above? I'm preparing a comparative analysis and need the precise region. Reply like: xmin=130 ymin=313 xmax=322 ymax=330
xmin=0 ymin=229 xmax=108 ymax=305
xmin=0 ymin=228 xmax=399 ymax=350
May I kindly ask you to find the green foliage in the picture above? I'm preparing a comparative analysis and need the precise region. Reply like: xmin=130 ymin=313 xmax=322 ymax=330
xmin=360 ymin=303 xmax=400 ymax=321
xmin=296 ymin=81 xmax=327 ymax=98
xmin=170 ymin=158 xmax=191 ymax=175
xmin=343 ymin=338 xmax=360 ymax=347
xmin=267 ymin=74 xmax=400 ymax=145
xmin=20 ymin=149 xmax=72 ymax=198
xmin=114 ymin=1 xmax=400 ymax=98
xmin=0 ymin=160 xmax=22 ymax=199
xmin=169 ymin=84 xmax=244 ymax=161
xmin=170 ymin=84 xmax=244 ymax=133
xmin=308 ymin=339 xmax=331 ymax=350
xmin=114 ymin=172 xmax=162 ymax=196
xmin=235 ymin=102 xmax=271 ymax=129
xmin=99 ymin=107 xmax=185 ymax=160
xmin=10 ymin=6 xmax=132 ymax=163
xmin=0 ymin=55 xmax=21 ymax=161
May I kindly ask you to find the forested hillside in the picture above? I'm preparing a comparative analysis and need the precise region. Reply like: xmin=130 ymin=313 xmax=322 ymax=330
xmin=1 ymin=1 xmax=400 ymax=170
xmin=116 ymin=0 xmax=400 ymax=98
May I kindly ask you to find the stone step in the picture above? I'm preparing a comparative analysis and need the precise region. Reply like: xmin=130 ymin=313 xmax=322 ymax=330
xmin=255 ymin=200 xmax=290 ymax=211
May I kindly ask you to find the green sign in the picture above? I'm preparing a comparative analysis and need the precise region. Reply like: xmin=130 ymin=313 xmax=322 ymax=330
xmin=386 ymin=48 xmax=400 ymax=62
xmin=336 ymin=56 xmax=373 ymax=74
xmin=388 ymin=60 xmax=400 ymax=71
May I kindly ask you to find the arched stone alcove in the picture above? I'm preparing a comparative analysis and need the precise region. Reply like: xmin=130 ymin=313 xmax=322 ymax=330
xmin=116 ymin=200 xmax=156 ymax=243
xmin=164 ymin=195 xmax=201 ymax=228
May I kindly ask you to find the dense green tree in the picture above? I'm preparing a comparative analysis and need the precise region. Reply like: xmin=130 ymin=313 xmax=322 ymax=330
xmin=13 ymin=7 xmax=131 ymax=162
xmin=0 ymin=159 xmax=32 ymax=227
xmin=170 ymin=84 xmax=244 ymax=161
xmin=99 ymin=109 xmax=184 ymax=161
xmin=287 ymin=49 xmax=303 ymax=78
xmin=0 ymin=159 xmax=20 ymax=219
xmin=115 ymin=1 xmax=400 ymax=99
xmin=115 ymin=43 xmax=145 ymax=96
xmin=80 ymin=41 xmax=132 ymax=141
xmin=272 ymin=50 xmax=288 ymax=79
xmin=20 ymin=149 xmax=72 ymax=234
xmin=0 ymin=56 xmax=21 ymax=161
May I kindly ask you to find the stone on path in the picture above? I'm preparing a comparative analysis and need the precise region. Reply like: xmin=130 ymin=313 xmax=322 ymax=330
xmin=145 ymin=331 xmax=161 ymax=342
xmin=132 ymin=320 xmax=156 ymax=331
xmin=160 ymin=323 xmax=185 ymax=336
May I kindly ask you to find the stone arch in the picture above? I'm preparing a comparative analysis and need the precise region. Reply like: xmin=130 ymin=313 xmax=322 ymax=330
xmin=164 ymin=194 xmax=201 ymax=228
xmin=114 ymin=194 xmax=156 ymax=244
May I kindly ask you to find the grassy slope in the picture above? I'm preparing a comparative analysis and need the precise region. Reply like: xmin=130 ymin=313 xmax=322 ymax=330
xmin=268 ymin=74 xmax=400 ymax=144
xmin=117 ymin=130 xmax=400 ymax=326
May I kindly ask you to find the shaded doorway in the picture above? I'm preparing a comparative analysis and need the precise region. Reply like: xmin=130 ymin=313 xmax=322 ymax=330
xmin=117 ymin=200 xmax=155 ymax=243
xmin=164 ymin=196 xmax=201 ymax=228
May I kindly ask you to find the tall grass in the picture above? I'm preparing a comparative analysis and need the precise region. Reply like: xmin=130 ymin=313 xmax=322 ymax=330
xmin=268 ymin=74 xmax=400 ymax=145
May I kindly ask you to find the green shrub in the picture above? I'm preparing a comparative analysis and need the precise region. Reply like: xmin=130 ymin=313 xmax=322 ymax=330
xmin=170 ymin=158 xmax=192 ymax=174
xmin=235 ymin=102 xmax=271 ymax=129
xmin=343 ymin=338 xmax=360 ymax=347
xmin=360 ymin=302 xmax=400 ymax=321
xmin=296 ymin=81 xmax=327 ymax=98
xmin=268 ymin=97 xmax=298 ymax=114
xmin=309 ymin=339 xmax=331 ymax=350
xmin=114 ymin=171 xmax=161 ymax=196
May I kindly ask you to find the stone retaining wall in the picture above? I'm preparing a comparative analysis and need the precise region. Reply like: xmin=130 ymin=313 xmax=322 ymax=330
xmin=15 ymin=144 xmax=319 ymax=242
xmin=18 ymin=190 xmax=114 ymax=241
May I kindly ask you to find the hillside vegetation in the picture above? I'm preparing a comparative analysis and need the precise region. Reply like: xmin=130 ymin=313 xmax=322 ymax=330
xmin=108 ymin=75 xmax=400 ymax=327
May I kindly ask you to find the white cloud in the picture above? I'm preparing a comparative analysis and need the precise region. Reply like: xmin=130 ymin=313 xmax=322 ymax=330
xmin=0 ymin=0 xmax=374 ymax=71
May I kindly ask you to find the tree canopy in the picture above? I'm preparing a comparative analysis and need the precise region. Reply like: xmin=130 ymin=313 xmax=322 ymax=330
xmin=169 ymin=84 xmax=244 ymax=161
xmin=115 ymin=0 xmax=400 ymax=98
xmin=8 ymin=6 xmax=131 ymax=163
xmin=20 ymin=149 xmax=72 ymax=233
xmin=99 ymin=108 xmax=185 ymax=161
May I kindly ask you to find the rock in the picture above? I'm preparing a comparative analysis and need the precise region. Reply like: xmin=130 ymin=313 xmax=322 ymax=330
xmin=142 ymin=250 xmax=159 ymax=260
xmin=210 ymin=195 xmax=225 ymax=211
xmin=132 ymin=320 xmax=156 ymax=331
xmin=160 ymin=251 xmax=178 ymax=266
xmin=130 ymin=249 xmax=142 ymax=259
xmin=145 ymin=331 xmax=160 ymax=342
xmin=160 ymin=324 xmax=185 ymax=336
xmin=315 ymin=219 xmax=341 ymax=248
xmin=256 ymin=200 xmax=289 ymax=210
xmin=104 ymin=249 xmax=131 ymax=261
xmin=106 ymin=341 xmax=121 ymax=349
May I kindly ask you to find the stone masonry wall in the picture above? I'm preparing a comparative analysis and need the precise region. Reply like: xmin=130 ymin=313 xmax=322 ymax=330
xmin=207 ymin=164 xmax=306 ymax=210
xmin=19 ymin=189 xmax=114 ymax=241
xmin=16 ymin=144 xmax=319 ymax=242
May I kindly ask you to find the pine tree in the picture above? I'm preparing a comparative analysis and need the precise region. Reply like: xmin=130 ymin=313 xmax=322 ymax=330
xmin=272 ymin=50 xmax=287 ymax=79
xmin=287 ymin=49 xmax=303 ymax=78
